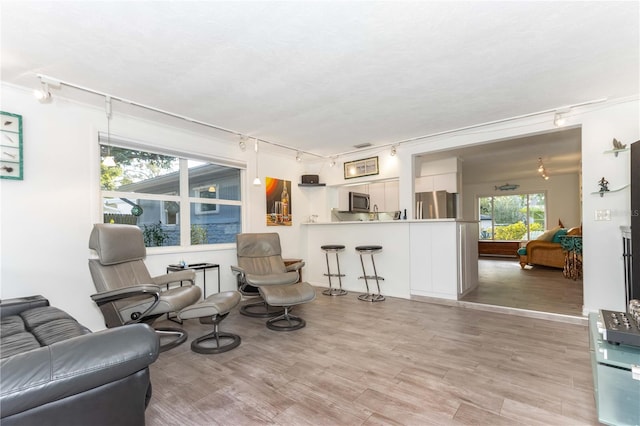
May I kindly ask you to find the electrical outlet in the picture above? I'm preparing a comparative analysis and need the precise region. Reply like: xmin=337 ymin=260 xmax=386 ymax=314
xmin=594 ymin=209 xmax=611 ymax=221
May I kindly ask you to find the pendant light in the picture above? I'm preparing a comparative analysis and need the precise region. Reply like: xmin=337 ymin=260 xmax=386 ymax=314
xmin=253 ymin=138 xmax=261 ymax=186
xmin=102 ymin=96 xmax=116 ymax=167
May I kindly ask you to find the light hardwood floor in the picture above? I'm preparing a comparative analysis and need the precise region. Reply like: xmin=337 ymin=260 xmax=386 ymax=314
xmin=461 ymin=258 xmax=583 ymax=317
xmin=146 ymin=290 xmax=597 ymax=425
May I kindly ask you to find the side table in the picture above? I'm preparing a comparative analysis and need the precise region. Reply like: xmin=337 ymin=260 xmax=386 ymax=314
xmin=166 ymin=263 xmax=220 ymax=299
xmin=559 ymin=235 xmax=582 ymax=280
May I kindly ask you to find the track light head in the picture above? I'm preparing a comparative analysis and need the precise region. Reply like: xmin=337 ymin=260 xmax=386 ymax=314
xmin=390 ymin=145 xmax=397 ymax=156
xmin=239 ymin=136 xmax=247 ymax=152
xmin=296 ymin=151 xmax=302 ymax=162
xmin=33 ymin=83 xmax=52 ymax=103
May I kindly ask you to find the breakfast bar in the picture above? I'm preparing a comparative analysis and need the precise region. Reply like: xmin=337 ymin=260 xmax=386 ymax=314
xmin=302 ymin=219 xmax=479 ymax=301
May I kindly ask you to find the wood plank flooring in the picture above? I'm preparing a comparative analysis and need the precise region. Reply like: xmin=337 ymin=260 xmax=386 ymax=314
xmin=461 ymin=258 xmax=583 ymax=317
xmin=146 ymin=291 xmax=597 ymax=425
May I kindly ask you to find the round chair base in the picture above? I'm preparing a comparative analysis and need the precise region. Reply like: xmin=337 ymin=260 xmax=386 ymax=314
xmin=266 ymin=313 xmax=306 ymax=331
xmin=322 ymin=288 xmax=348 ymax=296
xmin=240 ymin=301 xmax=285 ymax=318
xmin=191 ymin=331 xmax=241 ymax=354
xmin=155 ymin=326 xmax=188 ymax=352
xmin=357 ymin=293 xmax=385 ymax=302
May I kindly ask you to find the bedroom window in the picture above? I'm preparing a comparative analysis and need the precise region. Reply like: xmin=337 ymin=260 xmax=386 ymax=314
xmin=100 ymin=142 xmax=242 ymax=247
xmin=478 ymin=193 xmax=546 ymax=241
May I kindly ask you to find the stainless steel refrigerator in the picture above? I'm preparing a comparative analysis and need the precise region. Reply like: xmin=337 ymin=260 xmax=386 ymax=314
xmin=415 ymin=191 xmax=457 ymax=219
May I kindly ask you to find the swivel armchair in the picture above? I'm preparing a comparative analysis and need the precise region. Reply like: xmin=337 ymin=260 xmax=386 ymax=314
xmin=231 ymin=233 xmax=316 ymax=330
xmin=88 ymin=223 xmax=201 ymax=351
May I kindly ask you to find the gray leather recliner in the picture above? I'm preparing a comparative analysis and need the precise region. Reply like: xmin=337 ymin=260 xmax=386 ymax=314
xmin=88 ymin=223 xmax=202 ymax=351
xmin=231 ymin=233 xmax=316 ymax=330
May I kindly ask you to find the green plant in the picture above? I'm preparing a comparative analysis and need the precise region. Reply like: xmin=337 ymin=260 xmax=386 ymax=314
xmin=191 ymin=224 xmax=208 ymax=245
xmin=142 ymin=221 xmax=169 ymax=247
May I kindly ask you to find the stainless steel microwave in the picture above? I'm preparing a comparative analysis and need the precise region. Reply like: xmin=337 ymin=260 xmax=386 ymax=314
xmin=349 ymin=191 xmax=370 ymax=213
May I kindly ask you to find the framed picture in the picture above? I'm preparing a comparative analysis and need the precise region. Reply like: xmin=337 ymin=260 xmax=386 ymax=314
xmin=344 ymin=156 xmax=379 ymax=179
xmin=1 ymin=111 xmax=23 ymax=180
xmin=265 ymin=177 xmax=292 ymax=226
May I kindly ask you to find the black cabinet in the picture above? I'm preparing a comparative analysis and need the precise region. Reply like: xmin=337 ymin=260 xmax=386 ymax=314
xmin=631 ymin=140 xmax=640 ymax=300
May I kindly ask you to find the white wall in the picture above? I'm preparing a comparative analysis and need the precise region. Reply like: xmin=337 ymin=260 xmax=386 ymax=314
xmin=0 ymin=84 xmax=305 ymax=330
xmin=462 ymin=173 xmax=581 ymax=228
xmin=1 ymin=82 xmax=638 ymax=326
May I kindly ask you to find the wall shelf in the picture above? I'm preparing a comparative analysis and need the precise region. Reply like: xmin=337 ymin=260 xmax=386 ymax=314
xmin=603 ymin=148 xmax=629 ymax=157
xmin=298 ymin=183 xmax=326 ymax=187
xmin=591 ymin=184 xmax=629 ymax=197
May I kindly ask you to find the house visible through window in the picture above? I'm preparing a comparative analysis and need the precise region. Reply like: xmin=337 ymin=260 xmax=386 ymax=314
xmin=478 ymin=193 xmax=546 ymax=241
xmin=100 ymin=142 xmax=242 ymax=247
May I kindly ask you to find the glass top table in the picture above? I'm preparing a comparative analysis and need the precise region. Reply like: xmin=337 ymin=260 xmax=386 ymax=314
xmin=589 ymin=312 xmax=640 ymax=425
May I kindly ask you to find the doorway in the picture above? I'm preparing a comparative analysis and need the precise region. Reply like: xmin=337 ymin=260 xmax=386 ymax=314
xmin=415 ymin=127 xmax=583 ymax=317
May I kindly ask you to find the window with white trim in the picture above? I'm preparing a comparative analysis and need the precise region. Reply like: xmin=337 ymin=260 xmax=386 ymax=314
xmin=478 ymin=192 xmax=546 ymax=241
xmin=100 ymin=141 xmax=243 ymax=247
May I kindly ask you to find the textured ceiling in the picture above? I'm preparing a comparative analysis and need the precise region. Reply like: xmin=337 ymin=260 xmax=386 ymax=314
xmin=1 ymin=1 xmax=638 ymax=165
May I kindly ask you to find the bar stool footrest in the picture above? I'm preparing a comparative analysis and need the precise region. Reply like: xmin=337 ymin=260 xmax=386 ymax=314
xmin=358 ymin=275 xmax=385 ymax=280
xmin=357 ymin=293 xmax=386 ymax=302
xmin=322 ymin=288 xmax=348 ymax=296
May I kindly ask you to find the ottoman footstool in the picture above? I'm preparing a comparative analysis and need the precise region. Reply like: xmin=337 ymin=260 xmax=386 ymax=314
xmin=178 ymin=291 xmax=241 ymax=354
xmin=259 ymin=282 xmax=316 ymax=331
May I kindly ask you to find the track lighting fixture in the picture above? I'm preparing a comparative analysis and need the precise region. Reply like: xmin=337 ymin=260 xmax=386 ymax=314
xmin=33 ymin=76 xmax=60 ymax=103
xmin=329 ymin=158 xmax=336 ymax=167
xmin=296 ymin=151 xmax=303 ymax=162
xmin=33 ymin=82 xmax=52 ymax=103
xmin=238 ymin=136 xmax=247 ymax=152
xmin=537 ymin=157 xmax=549 ymax=180
xmin=102 ymin=96 xmax=116 ymax=167
xmin=390 ymin=145 xmax=397 ymax=156
xmin=253 ymin=138 xmax=261 ymax=186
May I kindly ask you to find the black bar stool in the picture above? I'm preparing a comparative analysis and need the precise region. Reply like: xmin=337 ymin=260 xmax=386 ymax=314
xmin=355 ymin=245 xmax=385 ymax=302
xmin=321 ymin=244 xmax=348 ymax=296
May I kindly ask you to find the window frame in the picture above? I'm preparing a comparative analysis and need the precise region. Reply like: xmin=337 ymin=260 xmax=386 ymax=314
xmin=477 ymin=191 xmax=547 ymax=241
xmin=99 ymin=136 xmax=244 ymax=249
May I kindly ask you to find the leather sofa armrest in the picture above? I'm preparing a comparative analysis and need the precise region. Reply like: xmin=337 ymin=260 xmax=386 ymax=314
xmin=0 ymin=296 xmax=50 ymax=318
xmin=153 ymin=269 xmax=196 ymax=287
xmin=0 ymin=323 xmax=159 ymax=418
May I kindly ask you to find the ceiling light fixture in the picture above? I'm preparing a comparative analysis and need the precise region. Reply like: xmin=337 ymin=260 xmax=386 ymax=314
xmin=390 ymin=145 xmax=397 ymax=156
xmin=33 ymin=76 xmax=60 ymax=103
xmin=102 ymin=96 xmax=116 ymax=167
xmin=553 ymin=112 xmax=567 ymax=127
xmin=296 ymin=151 xmax=302 ymax=162
xmin=537 ymin=157 xmax=549 ymax=180
xmin=329 ymin=157 xmax=336 ymax=167
xmin=238 ymin=136 xmax=247 ymax=152
xmin=253 ymin=138 xmax=261 ymax=186
xmin=33 ymin=82 xmax=52 ymax=103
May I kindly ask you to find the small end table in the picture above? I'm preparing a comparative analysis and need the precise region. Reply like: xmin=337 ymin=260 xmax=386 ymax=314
xmin=166 ymin=263 xmax=220 ymax=299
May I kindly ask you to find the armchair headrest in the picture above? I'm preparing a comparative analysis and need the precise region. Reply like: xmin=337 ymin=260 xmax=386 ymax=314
xmin=236 ymin=233 xmax=282 ymax=258
xmin=89 ymin=224 xmax=146 ymax=265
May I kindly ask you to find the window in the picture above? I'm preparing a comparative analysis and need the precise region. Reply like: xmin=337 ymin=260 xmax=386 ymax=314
xmin=100 ymin=142 xmax=242 ymax=247
xmin=478 ymin=193 xmax=546 ymax=241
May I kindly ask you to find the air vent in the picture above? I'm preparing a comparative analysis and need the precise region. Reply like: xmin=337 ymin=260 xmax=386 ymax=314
xmin=353 ymin=143 xmax=372 ymax=149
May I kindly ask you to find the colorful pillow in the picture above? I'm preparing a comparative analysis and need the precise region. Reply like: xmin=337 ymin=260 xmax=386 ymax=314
xmin=536 ymin=226 xmax=561 ymax=242
xmin=552 ymin=228 xmax=568 ymax=243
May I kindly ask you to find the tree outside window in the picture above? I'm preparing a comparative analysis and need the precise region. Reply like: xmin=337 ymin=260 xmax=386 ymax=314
xmin=478 ymin=193 xmax=546 ymax=240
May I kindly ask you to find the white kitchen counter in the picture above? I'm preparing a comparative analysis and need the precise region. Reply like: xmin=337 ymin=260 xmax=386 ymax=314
xmin=302 ymin=220 xmax=478 ymax=301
